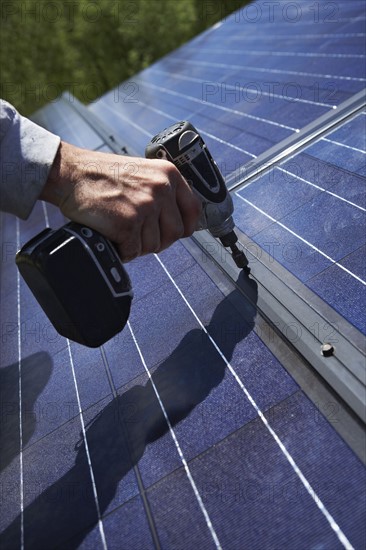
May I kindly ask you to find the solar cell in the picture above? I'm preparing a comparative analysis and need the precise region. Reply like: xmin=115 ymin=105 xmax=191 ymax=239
xmin=1 ymin=0 xmax=366 ymax=548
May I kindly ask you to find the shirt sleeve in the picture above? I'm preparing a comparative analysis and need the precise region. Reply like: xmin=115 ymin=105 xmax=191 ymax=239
xmin=0 ymin=99 xmax=61 ymax=219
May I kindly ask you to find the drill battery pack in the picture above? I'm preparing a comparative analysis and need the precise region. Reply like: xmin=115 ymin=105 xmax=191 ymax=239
xmin=16 ymin=223 xmax=133 ymax=347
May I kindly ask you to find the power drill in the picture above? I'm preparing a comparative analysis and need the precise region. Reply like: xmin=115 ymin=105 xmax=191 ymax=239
xmin=145 ymin=121 xmax=249 ymax=271
xmin=16 ymin=121 xmax=249 ymax=347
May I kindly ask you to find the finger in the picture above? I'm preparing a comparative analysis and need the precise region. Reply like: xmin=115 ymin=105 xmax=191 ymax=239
xmin=141 ymin=217 xmax=161 ymax=255
xmin=115 ymin=229 xmax=142 ymax=262
xmin=175 ymin=179 xmax=202 ymax=237
xmin=158 ymin=202 xmax=185 ymax=251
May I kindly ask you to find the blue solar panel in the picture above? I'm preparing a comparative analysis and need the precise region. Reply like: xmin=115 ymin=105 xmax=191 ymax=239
xmin=32 ymin=98 xmax=105 ymax=150
xmin=233 ymin=110 xmax=366 ymax=333
xmin=2 ymin=196 xmax=365 ymax=548
xmin=89 ymin=0 xmax=365 ymax=176
xmin=1 ymin=0 xmax=365 ymax=548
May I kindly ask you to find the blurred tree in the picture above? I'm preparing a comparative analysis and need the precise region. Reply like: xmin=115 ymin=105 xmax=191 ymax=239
xmin=0 ymin=0 xmax=248 ymax=115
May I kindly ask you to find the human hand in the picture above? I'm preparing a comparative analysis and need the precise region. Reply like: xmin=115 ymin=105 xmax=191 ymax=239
xmin=40 ymin=142 xmax=202 ymax=261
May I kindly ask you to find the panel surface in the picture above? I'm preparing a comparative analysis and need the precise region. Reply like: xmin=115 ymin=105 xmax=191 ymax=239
xmin=86 ymin=0 xmax=366 ymax=337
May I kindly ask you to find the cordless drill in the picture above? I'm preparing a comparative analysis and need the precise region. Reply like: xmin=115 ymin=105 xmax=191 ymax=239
xmin=145 ymin=121 xmax=249 ymax=271
xmin=16 ymin=121 xmax=249 ymax=347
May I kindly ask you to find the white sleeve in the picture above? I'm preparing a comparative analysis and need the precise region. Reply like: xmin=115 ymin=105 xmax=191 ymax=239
xmin=0 ymin=99 xmax=61 ymax=219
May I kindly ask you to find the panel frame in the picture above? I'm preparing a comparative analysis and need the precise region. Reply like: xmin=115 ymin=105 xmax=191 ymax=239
xmin=226 ymin=88 xmax=366 ymax=189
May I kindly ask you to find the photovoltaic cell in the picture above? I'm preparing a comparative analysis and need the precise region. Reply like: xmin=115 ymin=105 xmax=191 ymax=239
xmin=1 ymin=0 xmax=365 ymax=549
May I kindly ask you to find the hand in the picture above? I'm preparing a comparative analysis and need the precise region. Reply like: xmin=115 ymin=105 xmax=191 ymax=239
xmin=40 ymin=142 xmax=202 ymax=261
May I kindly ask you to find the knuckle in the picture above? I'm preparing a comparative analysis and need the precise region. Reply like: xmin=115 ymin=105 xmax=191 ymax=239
xmin=154 ymin=237 xmax=162 ymax=252
xmin=160 ymin=224 xmax=183 ymax=251
xmin=159 ymin=161 xmax=180 ymax=186
xmin=184 ymin=218 xmax=198 ymax=237
xmin=159 ymin=158 xmax=176 ymax=175
xmin=155 ymin=179 xmax=172 ymax=198
xmin=176 ymin=221 xmax=185 ymax=239
xmin=152 ymin=244 xmax=162 ymax=255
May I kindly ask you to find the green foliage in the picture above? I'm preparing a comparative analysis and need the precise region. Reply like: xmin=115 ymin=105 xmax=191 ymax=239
xmin=0 ymin=0 xmax=248 ymax=115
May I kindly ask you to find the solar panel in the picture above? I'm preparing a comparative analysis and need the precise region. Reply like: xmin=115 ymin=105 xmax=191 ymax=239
xmin=233 ymin=109 xmax=366 ymax=333
xmin=88 ymin=0 xmax=365 ymax=166
xmin=1 ymin=0 xmax=365 ymax=549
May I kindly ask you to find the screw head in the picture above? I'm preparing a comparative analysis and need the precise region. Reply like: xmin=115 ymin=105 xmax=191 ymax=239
xmin=321 ymin=343 xmax=335 ymax=357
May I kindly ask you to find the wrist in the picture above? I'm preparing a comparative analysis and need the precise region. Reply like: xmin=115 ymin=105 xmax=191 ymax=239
xmin=40 ymin=141 xmax=80 ymax=207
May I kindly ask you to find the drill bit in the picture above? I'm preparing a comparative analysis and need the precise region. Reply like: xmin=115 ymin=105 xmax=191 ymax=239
xmin=230 ymin=243 xmax=250 ymax=273
xmin=219 ymin=231 xmax=250 ymax=274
